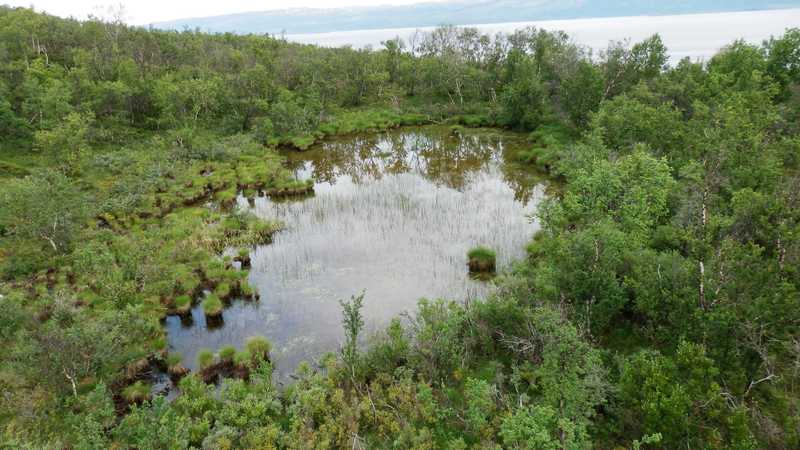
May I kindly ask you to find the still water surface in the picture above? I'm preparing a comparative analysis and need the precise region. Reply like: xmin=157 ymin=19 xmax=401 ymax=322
xmin=287 ymin=9 xmax=800 ymax=61
xmin=166 ymin=126 xmax=547 ymax=375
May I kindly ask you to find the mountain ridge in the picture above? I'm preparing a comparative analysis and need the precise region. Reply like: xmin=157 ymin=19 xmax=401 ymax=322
xmin=151 ymin=0 xmax=800 ymax=34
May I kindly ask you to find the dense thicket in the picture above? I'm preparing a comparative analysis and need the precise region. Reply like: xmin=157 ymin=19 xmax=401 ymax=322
xmin=1 ymin=5 xmax=799 ymax=449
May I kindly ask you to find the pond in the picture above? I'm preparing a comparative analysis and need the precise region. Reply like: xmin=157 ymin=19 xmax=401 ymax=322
xmin=166 ymin=126 xmax=548 ymax=376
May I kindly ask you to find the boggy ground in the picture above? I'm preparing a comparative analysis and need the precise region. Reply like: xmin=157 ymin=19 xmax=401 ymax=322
xmin=0 ymin=110 xmax=511 ymax=420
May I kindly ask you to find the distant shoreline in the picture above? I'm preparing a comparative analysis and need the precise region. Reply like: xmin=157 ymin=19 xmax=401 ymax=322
xmin=150 ymin=2 xmax=800 ymax=35
xmin=280 ymin=8 xmax=800 ymax=62
xmin=280 ymin=7 xmax=799 ymax=37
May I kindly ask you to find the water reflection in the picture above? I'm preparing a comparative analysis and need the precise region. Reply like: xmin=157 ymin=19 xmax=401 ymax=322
xmin=167 ymin=126 xmax=547 ymax=376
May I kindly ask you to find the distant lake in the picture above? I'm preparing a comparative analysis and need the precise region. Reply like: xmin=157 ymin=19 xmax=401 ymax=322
xmin=286 ymin=9 xmax=800 ymax=61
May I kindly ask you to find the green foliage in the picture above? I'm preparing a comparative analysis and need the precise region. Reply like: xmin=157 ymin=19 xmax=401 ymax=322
xmin=555 ymin=147 xmax=676 ymax=241
xmin=463 ymin=377 xmax=496 ymax=435
xmin=11 ymin=306 xmax=157 ymax=400
xmin=34 ymin=111 xmax=94 ymax=174
xmin=616 ymin=342 xmax=755 ymax=448
xmin=339 ymin=292 xmax=365 ymax=375
xmin=0 ymin=95 xmax=28 ymax=142
xmin=561 ymin=60 xmax=604 ymax=127
xmin=113 ymin=397 xmax=193 ymax=449
xmin=500 ymin=405 xmax=589 ymax=449
xmin=0 ymin=7 xmax=798 ymax=449
xmin=765 ymin=28 xmax=800 ymax=100
xmin=602 ymin=34 xmax=668 ymax=97
xmin=590 ymin=88 xmax=685 ymax=158
xmin=0 ymin=169 xmax=91 ymax=261
xmin=64 ymin=383 xmax=116 ymax=449
xmin=500 ymin=49 xmax=551 ymax=130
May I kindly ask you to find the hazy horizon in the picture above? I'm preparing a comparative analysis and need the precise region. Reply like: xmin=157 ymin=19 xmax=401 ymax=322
xmin=4 ymin=0 xmax=799 ymax=32
xmin=151 ymin=0 xmax=800 ymax=35
xmin=274 ymin=9 xmax=797 ymax=61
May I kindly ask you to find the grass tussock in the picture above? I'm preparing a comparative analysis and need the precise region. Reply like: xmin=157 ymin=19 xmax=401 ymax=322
xmin=196 ymin=349 xmax=215 ymax=370
xmin=219 ymin=345 xmax=237 ymax=362
xmin=121 ymin=381 xmax=151 ymax=404
xmin=174 ymin=295 xmax=192 ymax=315
xmin=467 ymin=246 xmax=497 ymax=273
xmin=245 ymin=336 xmax=272 ymax=361
xmin=202 ymin=294 xmax=223 ymax=318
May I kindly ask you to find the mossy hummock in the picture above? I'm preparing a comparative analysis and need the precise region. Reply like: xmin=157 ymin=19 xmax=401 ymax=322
xmin=264 ymin=179 xmax=314 ymax=197
xmin=467 ymin=246 xmax=497 ymax=273
xmin=121 ymin=381 xmax=151 ymax=404
xmin=234 ymin=247 xmax=252 ymax=268
xmin=219 ymin=345 xmax=237 ymax=362
xmin=202 ymin=294 xmax=224 ymax=318
xmin=166 ymin=352 xmax=190 ymax=379
xmin=245 ymin=336 xmax=272 ymax=362
xmin=174 ymin=295 xmax=192 ymax=316
xmin=197 ymin=349 xmax=215 ymax=370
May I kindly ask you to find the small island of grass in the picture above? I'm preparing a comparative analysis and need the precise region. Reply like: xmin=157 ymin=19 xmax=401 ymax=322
xmin=202 ymin=294 xmax=224 ymax=318
xmin=467 ymin=246 xmax=496 ymax=273
xmin=174 ymin=295 xmax=192 ymax=316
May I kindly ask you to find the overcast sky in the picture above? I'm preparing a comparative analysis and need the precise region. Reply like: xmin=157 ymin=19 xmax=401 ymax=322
xmin=4 ymin=1 xmax=445 ymax=25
